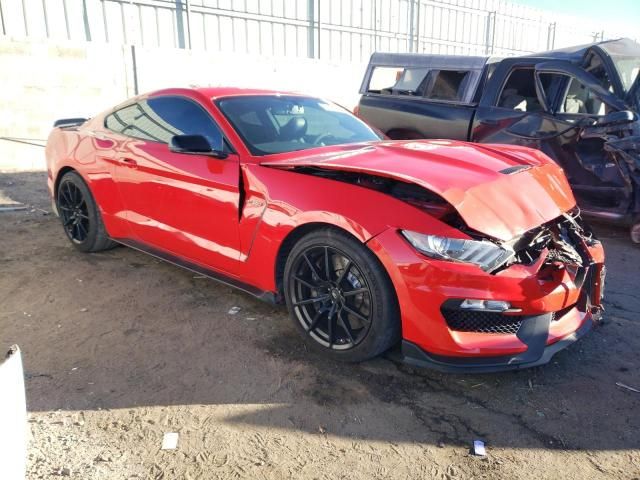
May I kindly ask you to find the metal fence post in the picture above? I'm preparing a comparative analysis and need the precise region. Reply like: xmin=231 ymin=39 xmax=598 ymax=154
xmin=175 ymin=0 xmax=186 ymax=48
xmin=41 ymin=0 xmax=49 ymax=37
xmin=307 ymin=0 xmax=315 ymax=58
xmin=547 ymin=22 xmax=556 ymax=50
xmin=21 ymin=0 xmax=28 ymax=35
xmin=414 ymin=0 xmax=421 ymax=53
xmin=485 ymin=11 xmax=496 ymax=55
xmin=408 ymin=0 xmax=415 ymax=52
xmin=82 ymin=0 xmax=92 ymax=41
xmin=131 ymin=44 xmax=139 ymax=95
xmin=185 ymin=0 xmax=192 ymax=49
xmin=62 ymin=0 xmax=70 ymax=40
xmin=0 ymin=0 xmax=6 ymax=35
xmin=317 ymin=0 xmax=321 ymax=59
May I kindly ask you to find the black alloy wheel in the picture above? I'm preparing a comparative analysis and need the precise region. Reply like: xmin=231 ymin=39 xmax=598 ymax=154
xmin=58 ymin=180 xmax=90 ymax=244
xmin=284 ymin=228 xmax=400 ymax=362
xmin=290 ymin=245 xmax=372 ymax=350
xmin=56 ymin=171 xmax=117 ymax=253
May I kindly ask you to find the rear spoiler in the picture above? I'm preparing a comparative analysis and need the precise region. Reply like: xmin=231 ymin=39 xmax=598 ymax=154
xmin=53 ymin=117 xmax=88 ymax=128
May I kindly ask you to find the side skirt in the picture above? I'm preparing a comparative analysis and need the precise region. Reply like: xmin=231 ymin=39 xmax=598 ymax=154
xmin=114 ymin=238 xmax=278 ymax=304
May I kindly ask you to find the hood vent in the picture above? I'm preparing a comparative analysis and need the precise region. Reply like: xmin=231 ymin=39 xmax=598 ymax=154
xmin=499 ymin=165 xmax=531 ymax=175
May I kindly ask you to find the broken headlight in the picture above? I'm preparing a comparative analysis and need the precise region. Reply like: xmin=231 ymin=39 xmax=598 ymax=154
xmin=401 ymin=231 xmax=514 ymax=272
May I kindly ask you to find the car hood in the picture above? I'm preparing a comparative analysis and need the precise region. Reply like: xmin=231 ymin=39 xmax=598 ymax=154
xmin=261 ymin=140 xmax=576 ymax=241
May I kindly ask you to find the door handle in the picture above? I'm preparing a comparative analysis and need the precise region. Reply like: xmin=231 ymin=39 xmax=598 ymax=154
xmin=480 ymin=119 xmax=500 ymax=126
xmin=119 ymin=157 xmax=138 ymax=168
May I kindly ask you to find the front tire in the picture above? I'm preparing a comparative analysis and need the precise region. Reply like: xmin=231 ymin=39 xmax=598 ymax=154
xmin=283 ymin=228 xmax=400 ymax=362
xmin=56 ymin=171 xmax=117 ymax=253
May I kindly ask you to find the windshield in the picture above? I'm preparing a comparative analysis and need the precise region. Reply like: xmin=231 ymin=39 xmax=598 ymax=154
xmin=597 ymin=39 xmax=640 ymax=93
xmin=216 ymin=95 xmax=381 ymax=156
xmin=611 ymin=56 xmax=640 ymax=92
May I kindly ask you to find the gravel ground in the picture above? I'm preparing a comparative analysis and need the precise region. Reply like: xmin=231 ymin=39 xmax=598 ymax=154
xmin=1 ymin=171 xmax=639 ymax=480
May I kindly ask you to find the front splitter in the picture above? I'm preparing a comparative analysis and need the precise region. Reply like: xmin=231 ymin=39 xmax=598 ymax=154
xmin=394 ymin=314 xmax=594 ymax=374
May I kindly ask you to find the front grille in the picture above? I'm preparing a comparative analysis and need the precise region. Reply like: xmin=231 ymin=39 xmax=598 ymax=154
xmin=442 ymin=309 xmax=524 ymax=335
xmin=551 ymin=304 xmax=576 ymax=322
xmin=443 ymin=303 xmax=578 ymax=334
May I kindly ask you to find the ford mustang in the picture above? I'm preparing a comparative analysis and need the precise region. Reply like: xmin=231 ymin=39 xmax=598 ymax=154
xmin=45 ymin=88 xmax=605 ymax=372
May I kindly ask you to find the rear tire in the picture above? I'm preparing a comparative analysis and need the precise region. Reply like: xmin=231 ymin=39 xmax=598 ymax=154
xmin=283 ymin=228 xmax=400 ymax=362
xmin=56 ymin=171 xmax=117 ymax=253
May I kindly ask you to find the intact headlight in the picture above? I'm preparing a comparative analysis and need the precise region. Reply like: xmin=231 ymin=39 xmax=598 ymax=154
xmin=401 ymin=231 xmax=514 ymax=272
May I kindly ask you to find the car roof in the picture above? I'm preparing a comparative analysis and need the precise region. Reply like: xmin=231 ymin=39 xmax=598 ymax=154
xmin=522 ymin=37 xmax=640 ymax=61
xmin=193 ymin=87 xmax=306 ymax=99
xmin=107 ymin=87 xmax=313 ymax=114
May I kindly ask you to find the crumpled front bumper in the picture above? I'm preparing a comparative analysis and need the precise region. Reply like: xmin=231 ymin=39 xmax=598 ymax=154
xmin=368 ymin=225 xmax=605 ymax=373
xmin=399 ymin=288 xmax=600 ymax=373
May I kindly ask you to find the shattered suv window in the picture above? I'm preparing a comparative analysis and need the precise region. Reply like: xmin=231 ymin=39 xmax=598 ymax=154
xmin=367 ymin=66 xmax=404 ymax=93
xmin=425 ymin=70 xmax=469 ymax=101
xmin=368 ymin=67 xmax=430 ymax=95
xmin=497 ymin=68 xmax=542 ymax=112
xmin=583 ymin=52 xmax=614 ymax=92
xmin=559 ymin=78 xmax=610 ymax=115
xmin=612 ymin=57 xmax=640 ymax=92
xmin=394 ymin=68 xmax=430 ymax=94
xmin=539 ymin=73 xmax=613 ymax=116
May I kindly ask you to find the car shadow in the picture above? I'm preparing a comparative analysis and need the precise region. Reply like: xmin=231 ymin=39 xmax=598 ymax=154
xmin=1 ymin=171 xmax=639 ymax=451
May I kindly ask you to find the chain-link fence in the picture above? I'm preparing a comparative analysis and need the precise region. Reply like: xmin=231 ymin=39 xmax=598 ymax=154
xmin=0 ymin=0 xmax=635 ymax=62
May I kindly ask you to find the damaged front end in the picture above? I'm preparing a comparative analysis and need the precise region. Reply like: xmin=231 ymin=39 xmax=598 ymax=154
xmin=285 ymin=166 xmax=456 ymax=219
xmin=506 ymin=210 xmax=605 ymax=315
xmin=530 ymin=56 xmax=640 ymax=240
xmin=397 ymin=211 xmax=606 ymax=373
xmin=602 ymin=133 xmax=640 ymax=239
xmin=574 ymin=111 xmax=640 ymax=227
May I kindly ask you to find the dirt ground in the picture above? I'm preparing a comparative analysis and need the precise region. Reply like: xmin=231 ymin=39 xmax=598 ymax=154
xmin=1 ymin=171 xmax=639 ymax=480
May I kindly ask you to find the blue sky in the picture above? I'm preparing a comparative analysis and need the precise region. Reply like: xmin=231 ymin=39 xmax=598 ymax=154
xmin=510 ymin=0 xmax=640 ymax=29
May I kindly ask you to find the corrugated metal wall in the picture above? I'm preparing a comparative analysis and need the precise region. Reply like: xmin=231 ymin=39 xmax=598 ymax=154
xmin=0 ymin=0 xmax=635 ymax=61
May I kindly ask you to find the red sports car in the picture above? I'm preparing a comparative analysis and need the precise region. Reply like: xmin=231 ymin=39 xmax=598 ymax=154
xmin=46 ymin=87 xmax=605 ymax=372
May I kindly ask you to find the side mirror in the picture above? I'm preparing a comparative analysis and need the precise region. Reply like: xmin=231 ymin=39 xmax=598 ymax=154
xmin=169 ymin=134 xmax=227 ymax=159
xmin=595 ymin=110 xmax=637 ymax=128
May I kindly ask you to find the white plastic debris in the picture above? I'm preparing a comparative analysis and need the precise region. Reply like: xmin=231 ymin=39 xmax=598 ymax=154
xmin=161 ymin=432 xmax=179 ymax=450
xmin=0 ymin=346 xmax=27 ymax=479
xmin=227 ymin=306 xmax=241 ymax=315
xmin=0 ymin=205 xmax=27 ymax=212
xmin=473 ymin=440 xmax=486 ymax=456
xmin=616 ymin=382 xmax=640 ymax=393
